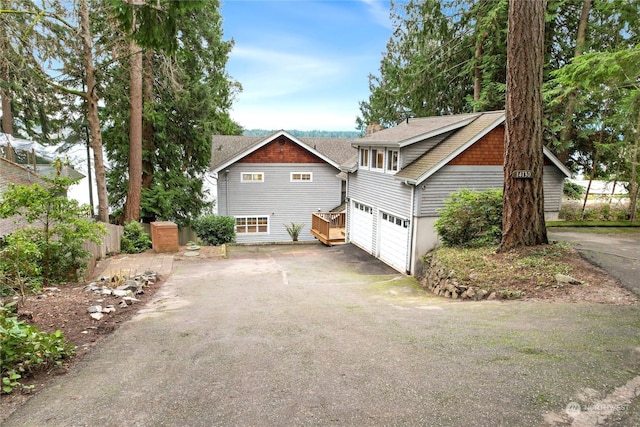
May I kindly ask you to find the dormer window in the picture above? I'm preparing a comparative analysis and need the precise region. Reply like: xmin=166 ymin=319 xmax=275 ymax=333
xmin=371 ymin=148 xmax=384 ymax=171
xmin=359 ymin=148 xmax=370 ymax=169
xmin=386 ymin=149 xmax=399 ymax=173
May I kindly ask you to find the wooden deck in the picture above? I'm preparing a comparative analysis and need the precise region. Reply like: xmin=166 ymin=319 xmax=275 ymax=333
xmin=310 ymin=212 xmax=346 ymax=246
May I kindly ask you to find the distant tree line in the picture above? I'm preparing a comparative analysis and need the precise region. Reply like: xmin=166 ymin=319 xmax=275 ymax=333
xmin=243 ymin=129 xmax=361 ymax=139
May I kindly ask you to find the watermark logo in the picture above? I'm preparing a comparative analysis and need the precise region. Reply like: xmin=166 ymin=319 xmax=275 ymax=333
xmin=565 ymin=401 xmax=581 ymax=418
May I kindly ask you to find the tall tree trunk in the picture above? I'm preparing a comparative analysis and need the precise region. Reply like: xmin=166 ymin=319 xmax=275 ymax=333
xmin=141 ymin=50 xmax=154 ymax=191
xmin=473 ymin=32 xmax=487 ymax=109
xmin=557 ymin=0 xmax=591 ymax=163
xmin=124 ymin=35 xmax=143 ymax=222
xmin=629 ymin=110 xmax=640 ymax=222
xmin=80 ymin=0 xmax=109 ymax=222
xmin=1 ymin=89 xmax=11 ymax=135
xmin=499 ymin=0 xmax=548 ymax=252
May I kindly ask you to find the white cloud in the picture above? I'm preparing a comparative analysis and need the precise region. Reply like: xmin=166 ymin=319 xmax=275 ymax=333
xmin=360 ymin=0 xmax=392 ymax=29
xmin=230 ymin=45 xmax=348 ymax=102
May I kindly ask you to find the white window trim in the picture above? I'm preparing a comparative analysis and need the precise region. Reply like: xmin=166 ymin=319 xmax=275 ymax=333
xmin=370 ymin=148 xmax=384 ymax=172
xmin=359 ymin=148 xmax=370 ymax=170
xmin=386 ymin=149 xmax=399 ymax=173
xmin=290 ymin=172 xmax=313 ymax=182
xmin=235 ymin=215 xmax=270 ymax=234
xmin=241 ymin=172 xmax=264 ymax=183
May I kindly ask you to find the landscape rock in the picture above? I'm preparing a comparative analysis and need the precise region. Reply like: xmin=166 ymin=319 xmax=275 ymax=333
xmin=102 ymin=305 xmax=116 ymax=314
xmin=89 ymin=312 xmax=104 ymax=320
xmin=87 ymin=305 xmax=102 ymax=313
xmin=555 ymin=274 xmax=582 ymax=285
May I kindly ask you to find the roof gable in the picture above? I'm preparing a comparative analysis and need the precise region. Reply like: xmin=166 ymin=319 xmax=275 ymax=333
xmin=211 ymin=131 xmax=355 ymax=173
xmin=394 ymin=111 xmax=571 ymax=184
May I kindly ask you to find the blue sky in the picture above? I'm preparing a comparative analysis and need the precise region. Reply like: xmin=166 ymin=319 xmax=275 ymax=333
xmin=220 ymin=0 xmax=393 ymax=131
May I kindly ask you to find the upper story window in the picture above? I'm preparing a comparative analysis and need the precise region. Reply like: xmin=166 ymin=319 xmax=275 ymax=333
xmin=371 ymin=148 xmax=384 ymax=171
xmin=386 ymin=149 xmax=399 ymax=173
xmin=291 ymin=172 xmax=312 ymax=182
xmin=241 ymin=172 xmax=264 ymax=183
xmin=359 ymin=148 xmax=369 ymax=169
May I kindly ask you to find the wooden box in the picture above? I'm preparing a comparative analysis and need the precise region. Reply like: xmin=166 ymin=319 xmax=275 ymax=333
xmin=150 ymin=221 xmax=179 ymax=253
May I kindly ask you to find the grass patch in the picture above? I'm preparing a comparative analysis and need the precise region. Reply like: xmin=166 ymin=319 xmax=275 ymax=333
xmin=430 ymin=242 xmax=578 ymax=297
xmin=547 ymin=221 xmax=640 ymax=228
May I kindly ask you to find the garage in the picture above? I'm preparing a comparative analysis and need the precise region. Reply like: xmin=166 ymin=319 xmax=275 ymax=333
xmin=378 ymin=211 xmax=410 ymax=273
xmin=350 ymin=201 xmax=374 ymax=253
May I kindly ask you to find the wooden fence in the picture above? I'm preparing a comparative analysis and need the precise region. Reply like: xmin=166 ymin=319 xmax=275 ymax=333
xmin=83 ymin=223 xmax=123 ymax=279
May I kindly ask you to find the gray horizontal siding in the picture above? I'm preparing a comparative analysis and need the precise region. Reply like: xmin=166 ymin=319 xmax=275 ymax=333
xmin=218 ymin=163 xmax=342 ymax=243
xmin=418 ymin=165 xmax=565 ymax=217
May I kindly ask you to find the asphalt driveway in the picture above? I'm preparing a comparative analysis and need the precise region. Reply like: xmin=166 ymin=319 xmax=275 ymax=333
xmin=548 ymin=228 xmax=640 ymax=297
xmin=4 ymin=243 xmax=640 ymax=426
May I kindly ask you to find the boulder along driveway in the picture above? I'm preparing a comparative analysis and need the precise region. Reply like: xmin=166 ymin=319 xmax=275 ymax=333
xmin=4 ymin=244 xmax=640 ymax=426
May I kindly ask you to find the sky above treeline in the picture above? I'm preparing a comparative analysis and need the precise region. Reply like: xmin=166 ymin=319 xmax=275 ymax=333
xmin=221 ymin=0 xmax=393 ymax=132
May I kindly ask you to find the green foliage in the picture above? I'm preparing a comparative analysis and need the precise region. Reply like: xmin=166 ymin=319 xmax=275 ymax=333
xmin=191 ymin=215 xmax=236 ymax=246
xmin=0 ymin=177 xmax=107 ymax=286
xmin=120 ymin=221 xmax=152 ymax=254
xmin=0 ymin=302 xmax=75 ymax=394
xmin=563 ymin=181 xmax=586 ymax=200
xmin=284 ymin=223 xmax=304 ymax=241
xmin=0 ymin=230 xmax=42 ymax=298
xmin=102 ymin=2 xmax=240 ymax=226
xmin=559 ymin=204 xmax=629 ymax=222
xmin=435 ymin=189 xmax=503 ymax=247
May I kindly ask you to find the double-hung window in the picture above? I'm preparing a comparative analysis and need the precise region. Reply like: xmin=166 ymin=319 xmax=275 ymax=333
xmin=371 ymin=148 xmax=384 ymax=171
xmin=386 ymin=149 xmax=399 ymax=173
xmin=359 ymin=148 xmax=370 ymax=169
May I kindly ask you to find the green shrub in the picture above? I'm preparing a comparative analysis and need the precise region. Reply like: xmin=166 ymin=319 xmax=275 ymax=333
xmin=284 ymin=223 xmax=304 ymax=241
xmin=563 ymin=181 xmax=585 ymax=200
xmin=120 ymin=221 xmax=152 ymax=254
xmin=191 ymin=215 xmax=236 ymax=246
xmin=435 ymin=188 xmax=503 ymax=247
xmin=0 ymin=302 xmax=75 ymax=394
xmin=0 ymin=177 xmax=106 ymax=286
xmin=0 ymin=230 xmax=42 ymax=298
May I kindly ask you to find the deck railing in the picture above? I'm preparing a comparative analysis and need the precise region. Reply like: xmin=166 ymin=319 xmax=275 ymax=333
xmin=311 ymin=212 xmax=346 ymax=245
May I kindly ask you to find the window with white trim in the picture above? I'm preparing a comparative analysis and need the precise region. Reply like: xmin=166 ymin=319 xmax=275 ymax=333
xmin=382 ymin=212 xmax=409 ymax=228
xmin=291 ymin=172 xmax=313 ymax=182
xmin=359 ymin=148 xmax=369 ymax=169
xmin=371 ymin=148 xmax=384 ymax=171
xmin=386 ymin=149 xmax=399 ymax=173
xmin=235 ymin=216 xmax=269 ymax=233
xmin=241 ymin=172 xmax=264 ymax=183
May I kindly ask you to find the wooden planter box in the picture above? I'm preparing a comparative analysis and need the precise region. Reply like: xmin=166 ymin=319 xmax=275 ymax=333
xmin=150 ymin=221 xmax=179 ymax=253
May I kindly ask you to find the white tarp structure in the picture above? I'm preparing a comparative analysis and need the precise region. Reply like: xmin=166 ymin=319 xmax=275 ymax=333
xmin=0 ymin=132 xmax=55 ymax=161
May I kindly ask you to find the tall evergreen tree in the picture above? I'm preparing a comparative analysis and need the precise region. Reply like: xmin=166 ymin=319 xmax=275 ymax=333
xmin=102 ymin=1 xmax=241 ymax=225
xmin=499 ymin=0 xmax=548 ymax=251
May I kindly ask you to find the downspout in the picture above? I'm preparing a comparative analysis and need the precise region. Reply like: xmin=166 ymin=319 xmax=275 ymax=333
xmin=405 ymin=180 xmax=416 ymax=275
xmin=225 ymin=170 xmax=230 ymax=215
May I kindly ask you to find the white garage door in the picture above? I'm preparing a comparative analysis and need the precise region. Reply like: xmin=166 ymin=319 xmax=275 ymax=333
xmin=351 ymin=201 xmax=374 ymax=253
xmin=379 ymin=212 xmax=410 ymax=272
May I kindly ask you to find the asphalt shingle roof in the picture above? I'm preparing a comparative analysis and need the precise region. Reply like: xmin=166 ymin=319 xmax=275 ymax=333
xmin=352 ymin=112 xmax=481 ymax=146
xmin=395 ymin=111 xmax=505 ymax=183
xmin=210 ymin=132 xmax=356 ymax=171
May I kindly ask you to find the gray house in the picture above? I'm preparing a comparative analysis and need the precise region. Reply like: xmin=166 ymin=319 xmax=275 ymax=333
xmin=211 ymin=131 xmax=355 ymax=244
xmin=343 ymin=110 xmax=571 ymax=275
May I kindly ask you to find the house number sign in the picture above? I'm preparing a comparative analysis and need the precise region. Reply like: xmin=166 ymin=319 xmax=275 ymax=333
xmin=512 ymin=170 xmax=533 ymax=179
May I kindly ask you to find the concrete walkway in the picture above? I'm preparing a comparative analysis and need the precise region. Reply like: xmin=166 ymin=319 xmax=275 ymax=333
xmin=548 ymin=228 xmax=640 ymax=297
xmin=4 ymin=243 xmax=640 ymax=426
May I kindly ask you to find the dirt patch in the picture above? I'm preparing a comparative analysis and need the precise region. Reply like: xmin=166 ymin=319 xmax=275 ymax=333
xmin=0 ymin=258 xmax=164 ymax=421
